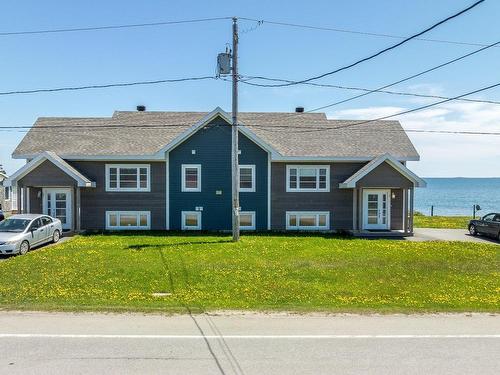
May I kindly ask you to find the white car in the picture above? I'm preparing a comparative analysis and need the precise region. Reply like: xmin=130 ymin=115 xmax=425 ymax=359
xmin=0 ymin=214 xmax=62 ymax=255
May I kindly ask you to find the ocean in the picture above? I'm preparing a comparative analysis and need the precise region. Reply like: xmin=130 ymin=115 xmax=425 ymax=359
xmin=414 ymin=178 xmax=500 ymax=217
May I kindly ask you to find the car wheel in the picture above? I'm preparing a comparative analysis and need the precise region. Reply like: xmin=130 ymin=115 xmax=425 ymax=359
xmin=19 ymin=240 xmax=30 ymax=255
xmin=52 ymin=230 xmax=61 ymax=243
xmin=469 ymin=224 xmax=478 ymax=236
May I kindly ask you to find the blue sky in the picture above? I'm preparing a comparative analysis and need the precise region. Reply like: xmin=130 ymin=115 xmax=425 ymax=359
xmin=1 ymin=0 xmax=499 ymax=176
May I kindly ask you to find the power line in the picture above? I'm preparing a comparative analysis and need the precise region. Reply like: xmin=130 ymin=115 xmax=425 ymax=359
xmin=0 ymin=76 xmax=218 ymax=96
xmin=239 ymin=18 xmax=495 ymax=49
xmin=0 ymin=12 xmax=491 ymax=51
xmin=250 ymin=125 xmax=500 ymax=136
xmin=242 ymin=37 xmax=500 ymax=113
xmin=240 ymin=75 xmax=500 ymax=106
xmin=243 ymin=80 xmax=500 ymax=133
xmin=0 ymin=123 xmax=498 ymax=137
xmin=0 ymin=17 xmax=232 ymax=36
xmin=3 ymin=78 xmax=500 ymax=132
xmin=241 ymin=1 xmax=485 ymax=87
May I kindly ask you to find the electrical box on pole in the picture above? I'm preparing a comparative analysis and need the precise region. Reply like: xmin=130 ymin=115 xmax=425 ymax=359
xmin=217 ymin=52 xmax=231 ymax=75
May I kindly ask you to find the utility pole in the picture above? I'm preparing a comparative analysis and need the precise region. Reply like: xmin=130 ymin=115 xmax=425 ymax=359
xmin=231 ymin=17 xmax=240 ymax=242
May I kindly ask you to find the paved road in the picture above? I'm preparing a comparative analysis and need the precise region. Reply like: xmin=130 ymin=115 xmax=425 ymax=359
xmin=411 ymin=228 xmax=499 ymax=244
xmin=0 ymin=312 xmax=498 ymax=374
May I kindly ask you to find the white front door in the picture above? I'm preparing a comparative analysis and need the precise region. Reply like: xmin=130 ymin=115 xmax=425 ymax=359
xmin=363 ymin=189 xmax=390 ymax=230
xmin=43 ymin=188 xmax=72 ymax=230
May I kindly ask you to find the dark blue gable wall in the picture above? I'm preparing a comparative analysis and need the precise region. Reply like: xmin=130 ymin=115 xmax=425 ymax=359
xmin=169 ymin=117 xmax=268 ymax=230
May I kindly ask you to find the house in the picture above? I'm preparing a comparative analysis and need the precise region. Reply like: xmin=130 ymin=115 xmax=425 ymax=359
xmin=5 ymin=107 xmax=425 ymax=235
xmin=0 ymin=166 xmax=13 ymax=213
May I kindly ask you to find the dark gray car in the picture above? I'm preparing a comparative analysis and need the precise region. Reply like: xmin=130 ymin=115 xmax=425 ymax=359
xmin=468 ymin=213 xmax=500 ymax=240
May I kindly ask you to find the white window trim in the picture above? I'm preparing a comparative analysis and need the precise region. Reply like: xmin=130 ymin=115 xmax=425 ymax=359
xmin=182 ymin=211 xmax=202 ymax=230
xmin=286 ymin=165 xmax=330 ymax=192
xmin=4 ymin=186 xmax=10 ymax=201
xmin=106 ymin=211 xmax=151 ymax=230
xmin=105 ymin=164 xmax=151 ymax=192
xmin=239 ymin=164 xmax=256 ymax=192
xmin=239 ymin=211 xmax=256 ymax=230
xmin=286 ymin=211 xmax=330 ymax=230
xmin=181 ymin=164 xmax=201 ymax=192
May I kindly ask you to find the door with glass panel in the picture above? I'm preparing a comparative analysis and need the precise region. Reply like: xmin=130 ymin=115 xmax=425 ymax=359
xmin=43 ymin=188 xmax=72 ymax=230
xmin=362 ymin=189 xmax=390 ymax=230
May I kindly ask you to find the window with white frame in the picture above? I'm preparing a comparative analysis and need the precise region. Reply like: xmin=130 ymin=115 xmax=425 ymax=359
xmin=182 ymin=211 xmax=201 ymax=230
xmin=239 ymin=165 xmax=255 ymax=192
xmin=106 ymin=211 xmax=150 ymax=230
xmin=286 ymin=211 xmax=330 ymax=230
xmin=182 ymin=164 xmax=201 ymax=192
xmin=286 ymin=165 xmax=330 ymax=192
xmin=106 ymin=164 xmax=150 ymax=192
xmin=4 ymin=186 xmax=10 ymax=200
xmin=239 ymin=211 xmax=256 ymax=230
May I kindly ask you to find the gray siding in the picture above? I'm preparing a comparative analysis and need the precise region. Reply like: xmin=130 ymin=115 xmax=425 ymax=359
xmin=390 ymin=189 xmax=404 ymax=230
xmin=357 ymin=162 xmax=413 ymax=188
xmin=18 ymin=160 xmax=76 ymax=187
xmin=169 ymin=118 xmax=268 ymax=231
xmin=271 ymin=162 xmax=364 ymax=231
xmin=69 ymin=161 xmax=166 ymax=231
xmin=29 ymin=187 xmax=43 ymax=214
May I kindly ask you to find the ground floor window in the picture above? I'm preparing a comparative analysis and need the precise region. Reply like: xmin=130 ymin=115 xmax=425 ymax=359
xmin=286 ymin=211 xmax=330 ymax=230
xmin=106 ymin=211 xmax=150 ymax=230
xmin=239 ymin=211 xmax=256 ymax=230
xmin=182 ymin=211 xmax=201 ymax=230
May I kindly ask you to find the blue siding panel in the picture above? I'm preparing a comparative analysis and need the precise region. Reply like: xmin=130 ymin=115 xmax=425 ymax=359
xmin=169 ymin=117 xmax=268 ymax=230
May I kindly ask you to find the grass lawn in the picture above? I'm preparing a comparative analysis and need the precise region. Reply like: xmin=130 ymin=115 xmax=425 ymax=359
xmin=0 ymin=233 xmax=498 ymax=313
xmin=414 ymin=215 xmax=471 ymax=229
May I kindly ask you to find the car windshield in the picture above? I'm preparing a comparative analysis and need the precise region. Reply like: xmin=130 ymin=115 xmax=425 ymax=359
xmin=0 ymin=218 xmax=32 ymax=232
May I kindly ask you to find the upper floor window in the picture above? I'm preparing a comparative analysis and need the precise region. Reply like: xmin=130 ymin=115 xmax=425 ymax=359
xmin=106 ymin=164 xmax=151 ymax=192
xmin=286 ymin=165 xmax=330 ymax=192
xmin=182 ymin=164 xmax=201 ymax=192
xmin=239 ymin=165 xmax=255 ymax=192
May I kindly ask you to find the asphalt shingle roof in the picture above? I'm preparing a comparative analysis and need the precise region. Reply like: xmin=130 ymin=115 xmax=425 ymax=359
xmin=13 ymin=110 xmax=419 ymax=159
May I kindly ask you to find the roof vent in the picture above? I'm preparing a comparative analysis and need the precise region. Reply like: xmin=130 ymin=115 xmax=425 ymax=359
xmin=137 ymin=105 xmax=146 ymax=112
xmin=295 ymin=106 xmax=304 ymax=113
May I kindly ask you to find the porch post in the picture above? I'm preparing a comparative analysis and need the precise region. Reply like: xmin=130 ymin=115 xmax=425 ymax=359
xmin=409 ymin=187 xmax=414 ymax=234
xmin=358 ymin=188 xmax=363 ymax=231
xmin=76 ymin=187 xmax=81 ymax=232
xmin=402 ymin=188 xmax=408 ymax=234
xmin=352 ymin=188 xmax=358 ymax=231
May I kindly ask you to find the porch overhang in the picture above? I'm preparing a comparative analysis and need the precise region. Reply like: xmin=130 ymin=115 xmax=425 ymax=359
xmin=5 ymin=151 xmax=95 ymax=188
xmin=338 ymin=153 xmax=426 ymax=189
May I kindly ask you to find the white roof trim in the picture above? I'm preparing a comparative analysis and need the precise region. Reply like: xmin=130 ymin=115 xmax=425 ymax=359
xmin=339 ymin=153 xmax=426 ymax=189
xmin=13 ymin=154 xmax=165 ymax=161
xmin=271 ymin=155 xmax=419 ymax=162
xmin=5 ymin=151 xmax=95 ymax=188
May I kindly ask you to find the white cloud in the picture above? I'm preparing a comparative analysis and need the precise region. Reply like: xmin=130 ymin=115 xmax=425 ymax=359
xmin=328 ymin=102 xmax=500 ymax=177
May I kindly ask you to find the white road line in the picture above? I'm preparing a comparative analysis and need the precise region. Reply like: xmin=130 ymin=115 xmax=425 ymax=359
xmin=0 ymin=334 xmax=498 ymax=339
